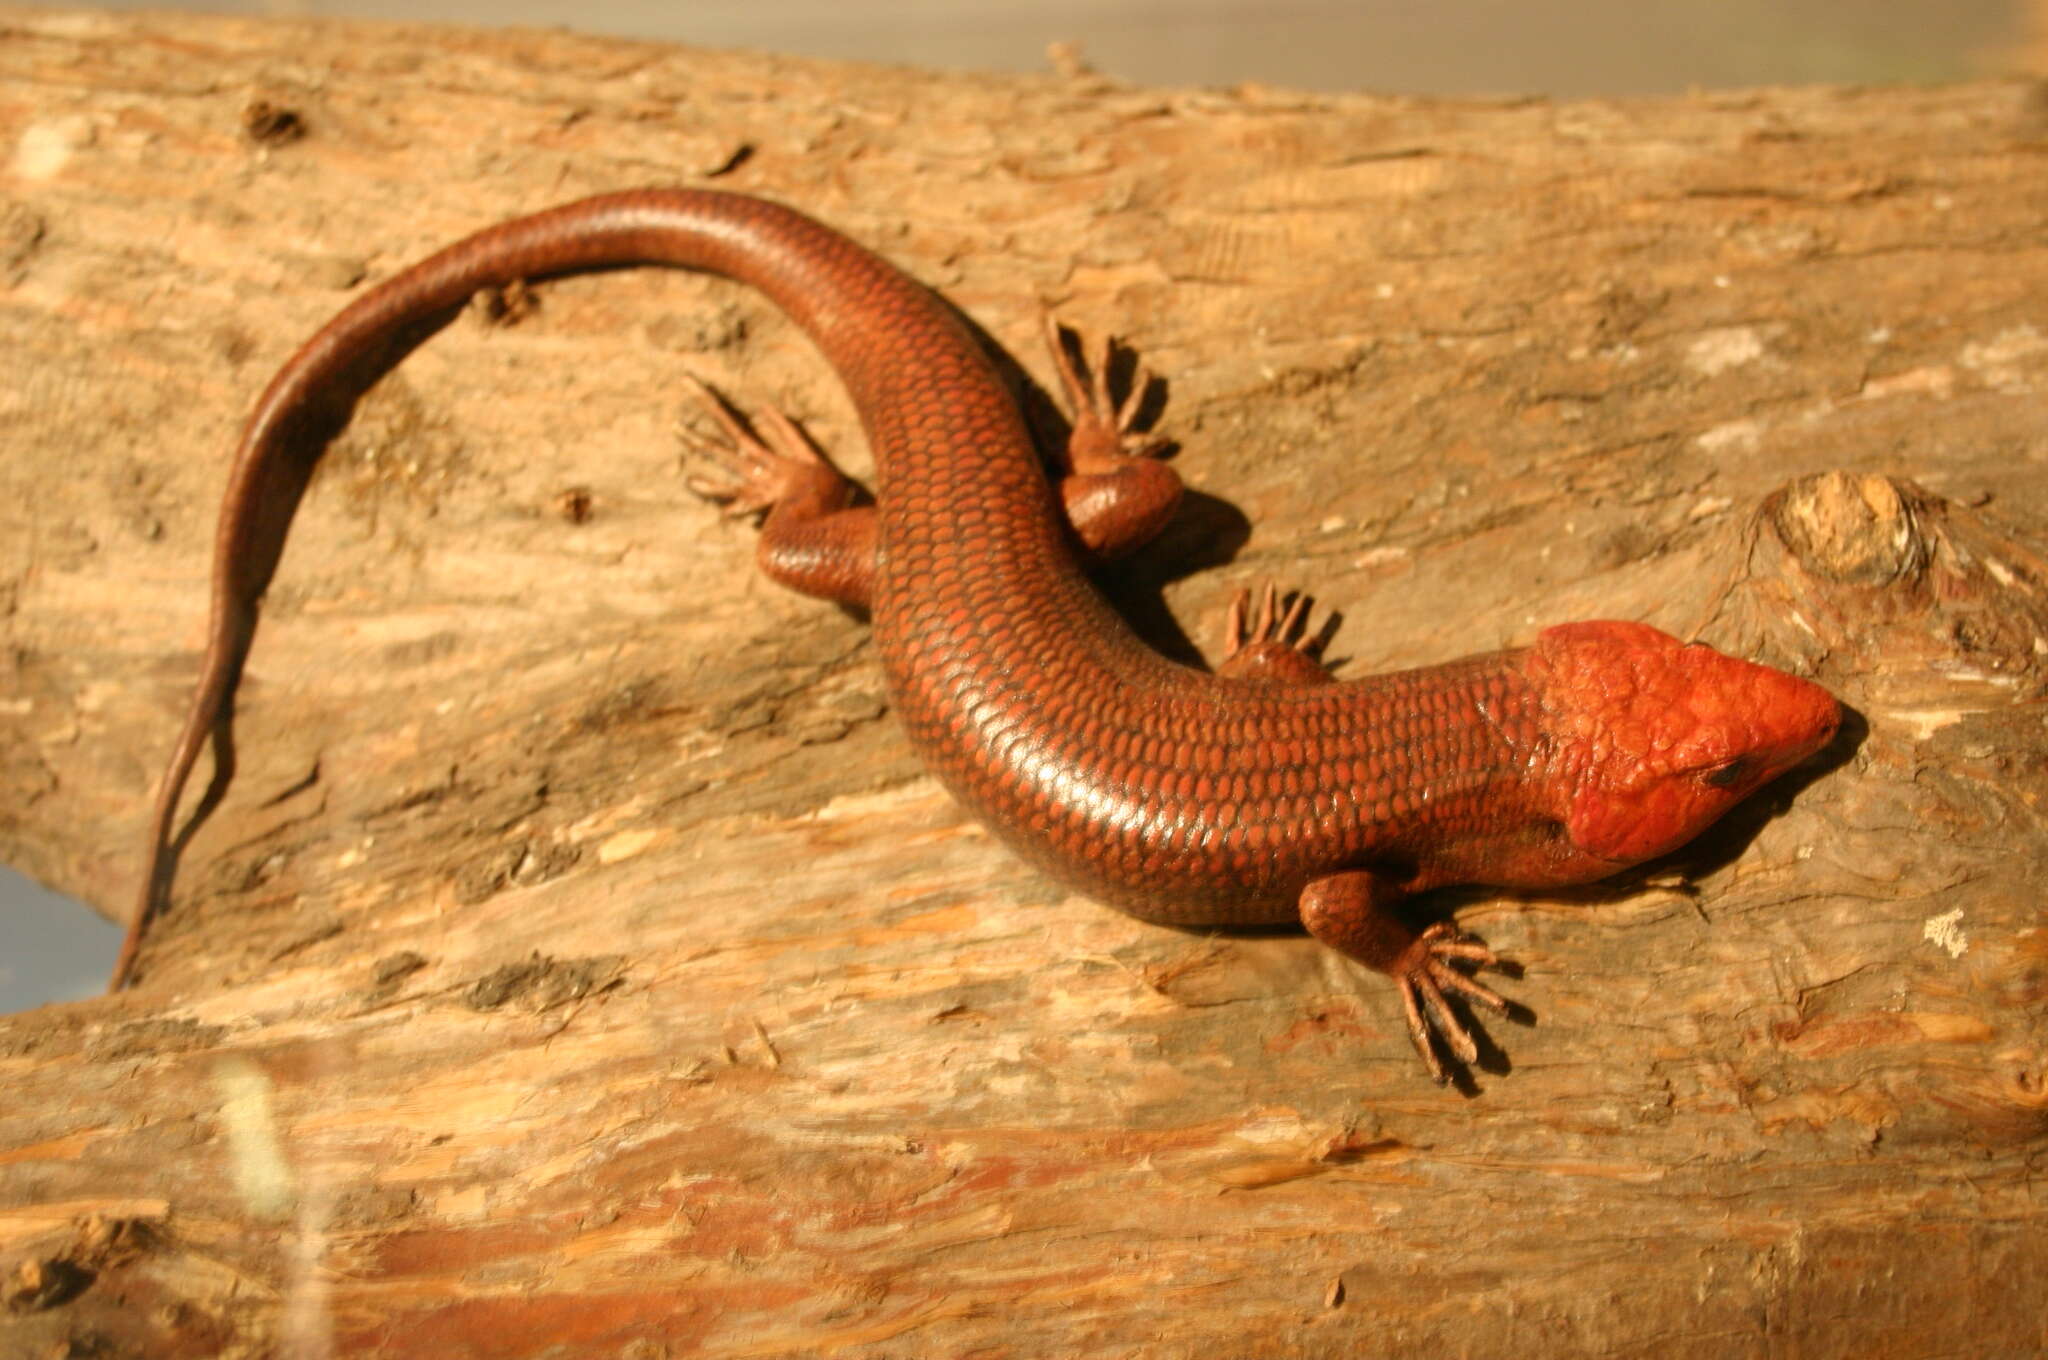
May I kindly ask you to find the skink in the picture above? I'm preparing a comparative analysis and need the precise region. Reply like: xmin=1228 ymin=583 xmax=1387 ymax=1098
xmin=114 ymin=190 xmax=1839 ymax=1080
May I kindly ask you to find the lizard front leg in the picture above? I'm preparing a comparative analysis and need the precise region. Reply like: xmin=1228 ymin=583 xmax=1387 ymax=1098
xmin=1217 ymin=581 xmax=1340 ymax=685
xmin=1299 ymin=869 xmax=1513 ymax=1083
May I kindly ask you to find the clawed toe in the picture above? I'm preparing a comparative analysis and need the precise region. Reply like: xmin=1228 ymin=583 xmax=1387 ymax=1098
xmin=678 ymin=376 xmax=827 ymax=519
xmin=1225 ymin=581 xmax=1330 ymax=662
xmin=1216 ymin=582 xmax=1340 ymax=685
xmin=1042 ymin=314 xmax=1166 ymax=465
xmin=1396 ymin=923 xmax=1512 ymax=1084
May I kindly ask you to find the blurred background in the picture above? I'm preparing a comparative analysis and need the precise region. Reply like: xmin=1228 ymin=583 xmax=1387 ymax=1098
xmin=6 ymin=0 xmax=2045 ymax=1011
xmin=63 ymin=0 xmax=2048 ymax=95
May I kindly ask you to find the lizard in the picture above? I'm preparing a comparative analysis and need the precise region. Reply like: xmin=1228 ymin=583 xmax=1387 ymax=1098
xmin=112 ymin=188 xmax=1840 ymax=1081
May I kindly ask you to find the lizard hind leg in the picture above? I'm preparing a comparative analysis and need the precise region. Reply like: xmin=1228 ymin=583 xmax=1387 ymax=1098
xmin=679 ymin=376 xmax=878 ymax=608
xmin=1298 ymin=868 xmax=1513 ymax=1083
xmin=1040 ymin=315 xmax=1183 ymax=561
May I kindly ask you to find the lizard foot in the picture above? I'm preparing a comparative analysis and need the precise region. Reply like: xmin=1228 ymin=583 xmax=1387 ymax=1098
xmin=1042 ymin=313 xmax=1169 ymax=469
xmin=678 ymin=375 xmax=833 ymax=519
xmin=1218 ymin=582 xmax=1338 ymax=685
xmin=1393 ymin=922 xmax=1512 ymax=1085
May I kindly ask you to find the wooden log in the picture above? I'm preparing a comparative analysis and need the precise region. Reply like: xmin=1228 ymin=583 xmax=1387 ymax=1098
xmin=2 ymin=8 xmax=2044 ymax=1355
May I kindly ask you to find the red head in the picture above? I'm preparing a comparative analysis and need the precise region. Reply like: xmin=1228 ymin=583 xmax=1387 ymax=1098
xmin=1523 ymin=621 xmax=1838 ymax=874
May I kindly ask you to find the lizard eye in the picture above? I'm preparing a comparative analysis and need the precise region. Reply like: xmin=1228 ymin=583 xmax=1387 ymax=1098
xmin=1700 ymin=756 xmax=1753 ymax=790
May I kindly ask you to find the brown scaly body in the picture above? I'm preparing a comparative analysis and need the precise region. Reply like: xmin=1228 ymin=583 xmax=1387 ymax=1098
xmin=117 ymin=189 xmax=1839 ymax=1080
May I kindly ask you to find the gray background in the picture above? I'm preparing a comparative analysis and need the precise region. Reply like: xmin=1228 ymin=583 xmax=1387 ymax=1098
xmin=2 ymin=0 xmax=2028 ymax=1010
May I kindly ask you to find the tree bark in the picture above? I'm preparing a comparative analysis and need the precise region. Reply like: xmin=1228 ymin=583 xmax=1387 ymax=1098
xmin=3 ymin=8 xmax=2046 ymax=1357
